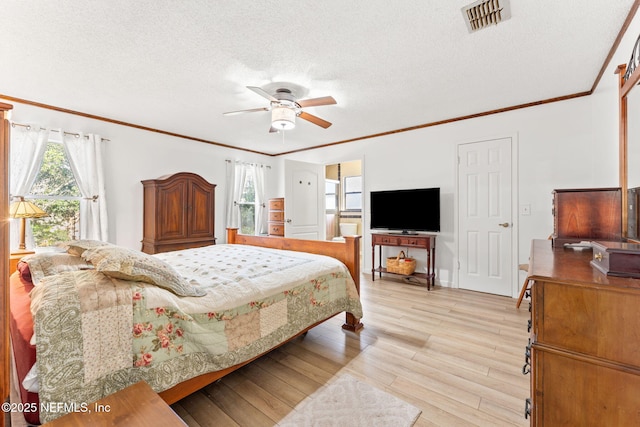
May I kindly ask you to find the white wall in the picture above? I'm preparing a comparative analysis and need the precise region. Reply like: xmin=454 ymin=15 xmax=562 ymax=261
xmin=281 ymin=94 xmax=614 ymax=290
xmin=1 ymin=102 xmax=281 ymax=250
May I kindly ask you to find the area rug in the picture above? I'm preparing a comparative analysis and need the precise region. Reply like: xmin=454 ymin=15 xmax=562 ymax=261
xmin=277 ymin=374 xmax=421 ymax=427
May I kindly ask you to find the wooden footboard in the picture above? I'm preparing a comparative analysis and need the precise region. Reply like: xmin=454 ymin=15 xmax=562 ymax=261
xmin=158 ymin=229 xmax=363 ymax=405
xmin=160 ymin=315 xmax=336 ymax=404
xmin=226 ymin=227 xmax=363 ymax=332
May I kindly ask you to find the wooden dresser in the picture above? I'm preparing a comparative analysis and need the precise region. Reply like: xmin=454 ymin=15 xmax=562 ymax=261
xmin=268 ymin=197 xmax=284 ymax=236
xmin=525 ymin=239 xmax=640 ymax=425
xmin=141 ymin=172 xmax=216 ymax=254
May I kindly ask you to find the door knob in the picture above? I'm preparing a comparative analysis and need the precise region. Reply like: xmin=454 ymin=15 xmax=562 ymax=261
xmin=286 ymin=219 xmax=292 ymax=223
xmin=498 ymin=222 xmax=510 ymax=228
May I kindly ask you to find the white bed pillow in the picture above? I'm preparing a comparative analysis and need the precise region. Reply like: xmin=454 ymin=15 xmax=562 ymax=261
xmin=21 ymin=252 xmax=94 ymax=285
xmin=59 ymin=239 xmax=114 ymax=256
xmin=82 ymin=246 xmax=206 ymax=297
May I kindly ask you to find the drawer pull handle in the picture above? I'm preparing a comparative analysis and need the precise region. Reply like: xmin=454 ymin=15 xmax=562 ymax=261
xmin=524 ymin=398 xmax=532 ymax=419
xmin=594 ymin=252 xmax=603 ymax=261
xmin=522 ymin=339 xmax=531 ymax=375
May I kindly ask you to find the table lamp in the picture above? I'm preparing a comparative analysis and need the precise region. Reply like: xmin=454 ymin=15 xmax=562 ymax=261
xmin=9 ymin=196 xmax=48 ymax=253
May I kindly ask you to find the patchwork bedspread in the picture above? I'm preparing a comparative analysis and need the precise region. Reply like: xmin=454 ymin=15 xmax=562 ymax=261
xmin=30 ymin=244 xmax=362 ymax=423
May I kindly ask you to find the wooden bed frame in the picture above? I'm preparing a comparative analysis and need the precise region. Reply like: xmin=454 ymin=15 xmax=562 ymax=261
xmin=158 ymin=227 xmax=363 ymax=404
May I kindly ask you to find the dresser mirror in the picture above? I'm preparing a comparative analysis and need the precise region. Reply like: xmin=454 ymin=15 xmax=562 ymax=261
xmin=618 ymin=34 xmax=640 ymax=241
xmin=627 ymin=86 xmax=640 ymax=239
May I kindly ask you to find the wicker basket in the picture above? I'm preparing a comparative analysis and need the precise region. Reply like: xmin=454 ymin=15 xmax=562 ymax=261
xmin=386 ymin=251 xmax=416 ymax=275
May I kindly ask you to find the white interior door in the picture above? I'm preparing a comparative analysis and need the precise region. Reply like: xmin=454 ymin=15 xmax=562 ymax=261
xmin=458 ymin=138 xmax=513 ymax=296
xmin=284 ymin=159 xmax=325 ymax=240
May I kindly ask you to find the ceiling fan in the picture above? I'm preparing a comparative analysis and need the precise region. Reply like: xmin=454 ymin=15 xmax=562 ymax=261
xmin=223 ymin=86 xmax=336 ymax=133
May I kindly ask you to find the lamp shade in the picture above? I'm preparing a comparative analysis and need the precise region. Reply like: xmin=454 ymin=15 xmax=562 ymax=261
xmin=271 ymin=107 xmax=296 ymax=130
xmin=9 ymin=197 xmax=48 ymax=219
xmin=9 ymin=197 xmax=48 ymax=252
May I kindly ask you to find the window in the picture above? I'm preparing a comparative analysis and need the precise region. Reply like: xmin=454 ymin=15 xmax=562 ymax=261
xmin=227 ymin=161 xmax=267 ymax=236
xmin=325 ymin=180 xmax=339 ymax=212
xmin=343 ymin=175 xmax=362 ymax=211
xmin=238 ymin=169 xmax=256 ymax=235
xmin=27 ymin=141 xmax=81 ymax=247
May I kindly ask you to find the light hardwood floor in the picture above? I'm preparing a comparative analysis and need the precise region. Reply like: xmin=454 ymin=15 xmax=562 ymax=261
xmin=9 ymin=274 xmax=530 ymax=426
xmin=170 ymin=275 xmax=532 ymax=427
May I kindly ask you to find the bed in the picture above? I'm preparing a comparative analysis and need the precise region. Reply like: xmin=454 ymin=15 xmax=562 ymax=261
xmin=9 ymin=228 xmax=363 ymax=424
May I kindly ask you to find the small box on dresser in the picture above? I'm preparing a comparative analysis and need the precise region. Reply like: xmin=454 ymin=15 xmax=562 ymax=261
xmin=590 ymin=240 xmax=640 ymax=278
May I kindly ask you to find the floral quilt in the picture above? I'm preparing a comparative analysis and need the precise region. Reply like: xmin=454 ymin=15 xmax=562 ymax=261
xmin=30 ymin=244 xmax=362 ymax=423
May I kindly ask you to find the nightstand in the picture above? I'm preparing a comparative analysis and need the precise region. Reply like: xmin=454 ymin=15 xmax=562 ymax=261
xmin=9 ymin=251 xmax=34 ymax=274
xmin=42 ymin=381 xmax=187 ymax=426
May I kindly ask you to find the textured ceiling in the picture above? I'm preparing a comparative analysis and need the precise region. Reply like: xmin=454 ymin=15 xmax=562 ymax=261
xmin=0 ymin=1 xmax=636 ymax=155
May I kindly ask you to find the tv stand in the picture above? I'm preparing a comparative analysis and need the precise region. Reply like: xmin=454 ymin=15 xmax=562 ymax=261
xmin=371 ymin=232 xmax=436 ymax=289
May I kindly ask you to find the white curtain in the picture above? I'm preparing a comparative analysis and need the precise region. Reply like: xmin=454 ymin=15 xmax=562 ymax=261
xmin=60 ymin=130 xmax=109 ymax=241
xmin=225 ymin=161 xmax=247 ymax=229
xmin=226 ymin=161 xmax=269 ymax=235
xmin=252 ymin=163 xmax=267 ymax=235
xmin=9 ymin=124 xmax=49 ymax=250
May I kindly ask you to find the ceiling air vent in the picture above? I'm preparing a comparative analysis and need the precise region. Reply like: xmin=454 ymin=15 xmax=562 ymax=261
xmin=462 ymin=0 xmax=511 ymax=33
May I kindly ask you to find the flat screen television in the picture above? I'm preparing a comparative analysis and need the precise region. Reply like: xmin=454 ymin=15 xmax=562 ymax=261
xmin=370 ymin=187 xmax=440 ymax=233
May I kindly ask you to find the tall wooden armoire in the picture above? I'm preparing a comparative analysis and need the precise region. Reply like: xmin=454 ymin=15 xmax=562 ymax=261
xmin=141 ymin=172 xmax=216 ymax=254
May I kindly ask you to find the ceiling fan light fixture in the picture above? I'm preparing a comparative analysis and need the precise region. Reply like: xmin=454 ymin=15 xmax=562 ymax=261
xmin=224 ymin=85 xmax=334 ymax=133
xmin=271 ymin=106 xmax=296 ymax=130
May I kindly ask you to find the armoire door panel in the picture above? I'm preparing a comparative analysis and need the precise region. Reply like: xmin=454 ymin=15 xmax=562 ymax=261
xmin=157 ymin=182 xmax=188 ymax=240
xmin=189 ymin=182 xmax=215 ymax=237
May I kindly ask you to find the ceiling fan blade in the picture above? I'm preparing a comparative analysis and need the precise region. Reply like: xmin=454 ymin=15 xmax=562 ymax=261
xmin=269 ymin=126 xmax=279 ymax=133
xmin=247 ymin=86 xmax=277 ymax=102
xmin=223 ymin=107 xmax=269 ymax=116
xmin=297 ymin=96 xmax=337 ymax=108
xmin=299 ymin=111 xmax=332 ymax=128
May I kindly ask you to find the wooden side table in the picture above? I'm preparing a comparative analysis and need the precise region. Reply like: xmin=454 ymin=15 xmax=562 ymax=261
xmin=9 ymin=251 xmax=34 ymax=274
xmin=42 ymin=381 xmax=187 ymax=426
xmin=371 ymin=232 xmax=436 ymax=289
